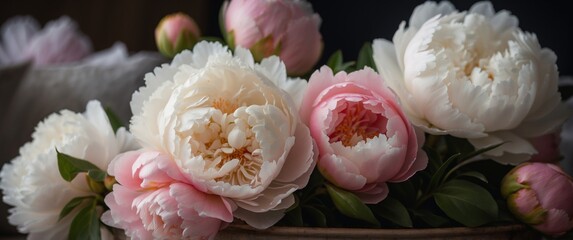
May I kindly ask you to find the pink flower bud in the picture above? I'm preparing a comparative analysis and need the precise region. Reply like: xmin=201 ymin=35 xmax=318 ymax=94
xmin=529 ymin=133 xmax=561 ymax=163
xmin=501 ymin=162 xmax=573 ymax=236
xmin=224 ymin=0 xmax=323 ymax=76
xmin=155 ymin=13 xmax=201 ymax=58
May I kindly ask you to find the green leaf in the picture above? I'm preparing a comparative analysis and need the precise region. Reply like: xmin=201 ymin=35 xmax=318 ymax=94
xmin=57 ymin=150 xmax=102 ymax=182
xmin=326 ymin=50 xmax=355 ymax=73
xmin=87 ymin=169 xmax=107 ymax=182
xmin=336 ymin=61 xmax=356 ymax=73
xmin=371 ymin=196 xmax=412 ymax=227
xmin=428 ymin=153 xmax=461 ymax=191
xmin=325 ymin=183 xmax=380 ymax=227
xmin=458 ymin=142 xmax=504 ymax=162
xmin=59 ymin=196 xmax=93 ymax=221
xmin=302 ymin=205 xmax=327 ymax=227
xmin=104 ymin=107 xmax=123 ymax=133
xmin=434 ymin=179 xmax=498 ymax=227
xmin=457 ymin=171 xmax=488 ymax=183
xmin=326 ymin=50 xmax=343 ymax=70
xmin=68 ymin=199 xmax=101 ymax=240
xmin=356 ymin=42 xmax=376 ymax=71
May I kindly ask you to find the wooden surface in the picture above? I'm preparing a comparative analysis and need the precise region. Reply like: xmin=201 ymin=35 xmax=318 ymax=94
xmin=216 ymin=224 xmax=540 ymax=240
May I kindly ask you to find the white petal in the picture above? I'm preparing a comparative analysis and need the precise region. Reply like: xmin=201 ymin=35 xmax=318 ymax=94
xmin=408 ymin=1 xmax=455 ymax=29
xmin=274 ymin=123 xmax=316 ymax=186
xmin=234 ymin=46 xmax=255 ymax=68
xmin=469 ymin=1 xmax=495 ymax=17
xmin=468 ymin=131 xmax=536 ymax=164
xmin=233 ymin=208 xmax=285 ymax=229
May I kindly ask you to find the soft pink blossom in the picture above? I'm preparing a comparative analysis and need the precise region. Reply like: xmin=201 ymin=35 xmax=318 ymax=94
xmin=299 ymin=66 xmax=428 ymax=204
xmin=529 ymin=133 xmax=561 ymax=163
xmin=224 ymin=0 xmax=322 ymax=76
xmin=129 ymin=41 xmax=317 ymax=229
xmin=501 ymin=162 xmax=573 ymax=236
xmin=155 ymin=13 xmax=201 ymax=58
xmin=101 ymin=150 xmax=234 ymax=240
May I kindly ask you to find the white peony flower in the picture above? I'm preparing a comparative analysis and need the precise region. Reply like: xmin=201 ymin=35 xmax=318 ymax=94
xmin=0 ymin=100 xmax=138 ymax=240
xmin=372 ymin=1 xmax=571 ymax=164
xmin=129 ymin=41 xmax=316 ymax=229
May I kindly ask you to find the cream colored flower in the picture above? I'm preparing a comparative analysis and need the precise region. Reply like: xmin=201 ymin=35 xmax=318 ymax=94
xmin=0 ymin=100 xmax=138 ymax=240
xmin=372 ymin=1 xmax=570 ymax=164
xmin=129 ymin=41 xmax=316 ymax=229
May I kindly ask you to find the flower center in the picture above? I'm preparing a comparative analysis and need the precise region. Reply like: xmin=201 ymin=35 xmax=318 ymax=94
xmin=328 ymin=101 xmax=387 ymax=147
xmin=212 ymin=98 xmax=239 ymax=114
xmin=213 ymin=146 xmax=263 ymax=186
xmin=189 ymin=110 xmax=263 ymax=187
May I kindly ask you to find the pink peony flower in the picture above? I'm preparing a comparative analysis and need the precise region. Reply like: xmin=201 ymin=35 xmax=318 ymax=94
xmin=155 ymin=12 xmax=201 ymax=58
xmin=101 ymin=150 xmax=234 ymax=240
xmin=223 ymin=0 xmax=323 ymax=76
xmin=528 ymin=133 xmax=561 ymax=163
xmin=299 ymin=66 xmax=428 ymax=204
xmin=501 ymin=162 xmax=573 ymax=236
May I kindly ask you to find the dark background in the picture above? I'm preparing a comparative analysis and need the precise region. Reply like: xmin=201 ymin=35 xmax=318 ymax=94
xmin=1 ymin=0 xmax=572 ymax=75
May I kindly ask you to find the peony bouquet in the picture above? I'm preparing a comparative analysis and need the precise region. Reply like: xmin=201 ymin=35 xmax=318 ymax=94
xmin=1 ymin=1 xmax=573 ymax=239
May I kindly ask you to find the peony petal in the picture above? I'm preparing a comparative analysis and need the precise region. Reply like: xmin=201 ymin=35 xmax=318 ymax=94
xmin=534 ymin=209 xmax=571 ymax=236
xmin=233 ymin=208 xmax=286 ymax=229
xmin=469 ymin=1 xmax=495 ymax=17
xmin=275 ymin=123 xmax=316 ymax=186
xmin=170 ymin=183 xmax=234 ymax=222
xmin=318 ymin=154 xmax=366 ymax=191
xmin=468 ymin=131 xmax=537 ymax=164
xmin=408 ymin=1 xmax=455 ymax=29
xmin=279 ymin=15 xmax=323 ymax=75
xmin=354 ymin=182 xmax=389 ymax=204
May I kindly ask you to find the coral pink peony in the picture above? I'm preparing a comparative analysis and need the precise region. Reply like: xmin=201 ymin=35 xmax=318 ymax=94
xmin=101 ymin=150 xmax=234 ymax=240
xmin=299 ymin=66 xmax=428 ymax=203
xmin=155 ymin=12 xmax=201 ymax=58
xmin=223 ymin=0 xmax=323 ymax=76
xmin=501 ymin=162 xmax=573 ymax=236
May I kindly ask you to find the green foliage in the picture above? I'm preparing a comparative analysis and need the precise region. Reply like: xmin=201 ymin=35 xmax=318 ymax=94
xmin=57 ymin=150 xmax=103 ymax=182
xmin=325 ymin=183 xmax=380 ymax=227
xmin=104 ymin=107 xmax=124 ymax=133
xmin=434 ymin=179 xmax=498 ymax=227
xmin=59 ymin=196 xmax=94 ymax=221
xmin=57 ymin=150 xmax=111 ymax=240
xmin=68 ymin=198 xmax=101 ymax=240
xmin=326 ymin=50 xmax=355 ymax=73
xmin=355 ymin=42 xmax=376 ymax=71
xmin=371 ymin=196 xmax=412 ymax=227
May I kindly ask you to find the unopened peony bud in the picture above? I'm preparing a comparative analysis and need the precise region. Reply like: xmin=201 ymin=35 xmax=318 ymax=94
xmin=104 ymin=175 xmax=116 ymax=191
xmin=86 ymin=175 xmax=105 ymax=194
xmin=501 ymin=162 xmax=573 ymax=236
xmin=155 ymin=13 xmax=201 ymax=58
xmin=224 ymin=0 xmax=323 ymax=76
